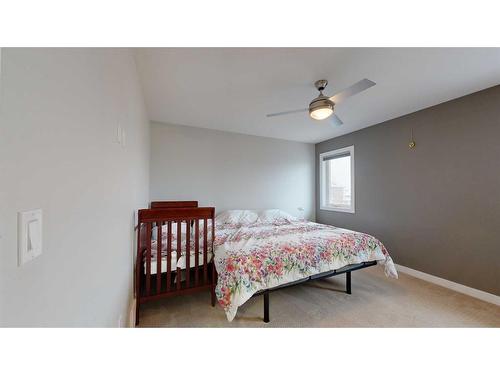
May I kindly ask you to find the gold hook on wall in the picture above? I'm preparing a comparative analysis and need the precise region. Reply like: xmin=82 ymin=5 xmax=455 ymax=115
xmin=409 ymin=128 xmax=416 ymax=149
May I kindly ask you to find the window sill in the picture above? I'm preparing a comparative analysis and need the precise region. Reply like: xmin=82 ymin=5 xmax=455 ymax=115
xmin=320 ymin=205 xmax=355 ymax=214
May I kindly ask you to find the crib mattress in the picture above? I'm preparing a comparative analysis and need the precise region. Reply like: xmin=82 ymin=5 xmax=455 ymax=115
xmin=144 ymin=252 xmax=213 ymax=274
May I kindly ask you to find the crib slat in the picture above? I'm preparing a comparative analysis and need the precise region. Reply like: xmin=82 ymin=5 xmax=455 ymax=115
xmin=146 ymin=222 xmax=152 ymax=296
xmin=166 ymin=221 xmax=172 ymax=291
xmin=194 ymin=219 xmax=199 ymax=286
xmin=156 ymin=221 xmax=162 ymax=293
xmin=186 ymin=221 xmax=191 ymax=288
xmin=203 ymin=218 xmax=208 ymax=284
xmin=176 ymin=220 xmax=181 ymax=290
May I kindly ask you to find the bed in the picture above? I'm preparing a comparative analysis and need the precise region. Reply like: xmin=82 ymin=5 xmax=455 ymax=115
xmin=212 ymin=209 xmax=398 ymax=322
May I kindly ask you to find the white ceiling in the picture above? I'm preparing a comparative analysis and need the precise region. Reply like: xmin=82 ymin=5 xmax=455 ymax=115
xmin=135 ymin=48 xmax=500 ymax=143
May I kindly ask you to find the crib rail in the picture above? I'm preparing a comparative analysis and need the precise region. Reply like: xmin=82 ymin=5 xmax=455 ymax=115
xmin=150 ymin=201 xmax=199 ymax=209
xmin=135 ymin=205 xmax=216 ymax=326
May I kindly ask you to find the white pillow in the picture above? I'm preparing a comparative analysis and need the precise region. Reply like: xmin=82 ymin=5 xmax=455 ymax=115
xmin=216 ymin=210 xmax=258 ymax=225
xmin=257 ymin=209 xmax=297 ymax=225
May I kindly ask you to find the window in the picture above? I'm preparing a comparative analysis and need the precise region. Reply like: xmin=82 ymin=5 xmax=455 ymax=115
xmin=319 ymin=145 xmax=355 ymax=213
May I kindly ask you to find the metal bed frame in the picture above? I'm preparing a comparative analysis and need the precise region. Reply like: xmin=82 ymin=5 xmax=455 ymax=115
xmin=254 ymin=261 xmax=378 ymax=323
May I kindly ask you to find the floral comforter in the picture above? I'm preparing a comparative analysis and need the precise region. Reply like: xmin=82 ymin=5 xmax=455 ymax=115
xmin=214 ymin=220 xmax=398 ymax=321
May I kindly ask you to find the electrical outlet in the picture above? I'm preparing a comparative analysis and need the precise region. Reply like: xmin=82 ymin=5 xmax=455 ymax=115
xmin=118 ymin=314 xmax=123 ymax=328
xmin=134 ymin=209 xmax=139 ymax=228
xmin=116 ymin=125 xmax=122 ymax=144
xmin=121 ymin=129 xmax=126 ymax=147
xmin=115 ymin=125 xmax=127 ymax=147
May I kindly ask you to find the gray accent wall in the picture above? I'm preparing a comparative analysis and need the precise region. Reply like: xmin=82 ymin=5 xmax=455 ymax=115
xmin=150 ymin=123 xmax=316 ymax=220
xmin=316 ymin=85 xmax=500 ymax=295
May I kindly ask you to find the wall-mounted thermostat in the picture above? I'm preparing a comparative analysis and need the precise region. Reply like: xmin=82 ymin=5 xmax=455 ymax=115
xmin=18 ymin=209 xmax=43 ymax=266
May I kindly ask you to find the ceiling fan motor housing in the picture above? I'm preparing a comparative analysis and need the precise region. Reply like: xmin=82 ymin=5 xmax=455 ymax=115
xmin=314 ymin=79 xmax=329 ymax=91
xmin=309 ymin=95 xmax=335 ymax=120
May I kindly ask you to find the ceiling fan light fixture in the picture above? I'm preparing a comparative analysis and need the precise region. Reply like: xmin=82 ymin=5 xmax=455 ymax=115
xmin=310 ymin=107 xmax=333 ymax=120
xmin=309 ymin=97 xmax=334 ymax=120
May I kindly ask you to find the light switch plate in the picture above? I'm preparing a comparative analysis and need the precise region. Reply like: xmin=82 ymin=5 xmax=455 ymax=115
xmin=18 ymin=209 xmax=43 ymax=266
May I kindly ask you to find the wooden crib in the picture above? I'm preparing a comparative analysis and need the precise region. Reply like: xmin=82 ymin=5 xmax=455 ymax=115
xmin=135 ymin=201 xmax=216 ymax=326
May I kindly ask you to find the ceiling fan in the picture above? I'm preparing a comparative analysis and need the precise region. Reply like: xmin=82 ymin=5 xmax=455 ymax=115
xmin=266 ymin=78 xmax=376 ymax=126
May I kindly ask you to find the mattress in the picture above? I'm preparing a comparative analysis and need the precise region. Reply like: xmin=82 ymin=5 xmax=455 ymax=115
xmin=144 ymin=221 xmax=213 ymax=274
xmin=145 ymin=251 xmax=213 ymax=274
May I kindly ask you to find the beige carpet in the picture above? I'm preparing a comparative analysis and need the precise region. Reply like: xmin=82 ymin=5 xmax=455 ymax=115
xmin=138 ymin=267 xmax=500 ymax=327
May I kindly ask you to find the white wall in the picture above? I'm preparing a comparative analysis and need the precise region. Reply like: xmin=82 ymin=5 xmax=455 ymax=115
xmin=0 ymin=49 xmax=150 ymax=327
xmin=150 ymin=122 xmax=315 ymax=220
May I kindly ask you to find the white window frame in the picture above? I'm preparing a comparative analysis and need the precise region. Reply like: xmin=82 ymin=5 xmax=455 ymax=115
xmin=319 ymin=145 xmax=355 ymax=213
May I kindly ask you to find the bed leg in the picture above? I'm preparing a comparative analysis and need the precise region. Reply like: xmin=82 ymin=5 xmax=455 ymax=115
xmin=346 ymin=271 xmax=351 ymax=295
xmin=263 ymin=291 xmax=270 ymax=323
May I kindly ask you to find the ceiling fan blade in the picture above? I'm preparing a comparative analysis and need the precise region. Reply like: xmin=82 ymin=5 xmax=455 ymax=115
xmin=266 ymin=108 xmax=308 ymax=117
xmin=330 ymin=113 xmax=343 ymax=126
xmin=329 ymin=79 xmax=376 ymax=104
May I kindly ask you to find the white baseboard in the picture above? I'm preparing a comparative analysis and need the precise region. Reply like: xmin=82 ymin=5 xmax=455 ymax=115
xmin=128 ymin=299 xmax=136 ymax=328
xmin=395 ymin=264 xmax=500 ymax=306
